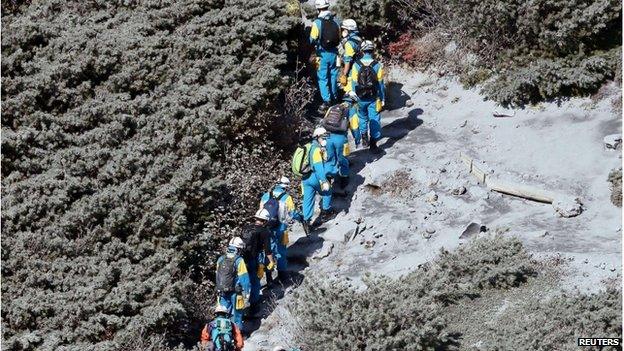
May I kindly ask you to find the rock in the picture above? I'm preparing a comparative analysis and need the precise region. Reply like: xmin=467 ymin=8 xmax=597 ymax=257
xmin=444 ymin=41 xmax=457 ymax=56
xmin=373 ymin=233 xmax=383 ymax=238
xmin=603 ymin=134 xmax=622 ymax=149
xmin=405 ymin=99 xmax=414 ymax=107
xmin=582 ymin=258 xmax=589 ymax=264
xmin=460 ymin=222 xmax=487 ymax=239
xmin=541 ymin=231 xmax=550 ymax=237
xmin=312 ymin=242 xmax=334 ymax=259
xmin=422 ymin=231 xmax=433 ymax=239
xmin=610 ymin=266 xmax=617 ymax=272
xmin=425 ymin=227 xmax=436 ymax=234
xmin=451 ymin=185 xmax=467 ymax=196
xmin=599 ymin=262 xmax=606 ymax=270
xmin=426 ymin=191 xmax=438 ymax=203
xmin=459 ymin=120 xmax=467 ymax=128
xmin=439 ymin=167 xmax=447 ymax=173
xmin=428 ymin=177 xmax=439 ymax=187
xmin=553 ymin=198 xmax=583 ymax=218
xmin=364 ymin=240 xmax=376 ymax=249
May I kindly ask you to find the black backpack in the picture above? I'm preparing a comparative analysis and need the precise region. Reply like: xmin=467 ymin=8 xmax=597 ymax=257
xmin=356 ymin=59 xmax=378 ymax=100
xmin=320 ymin=16 xmax=340 ymax=50
xmin=240 ymin=224 xmax=260 ymax=263
xmin=322 ymin=103 xmax=349 ymax=133
xmin=215 ymin=255 xmax=237 ymax=294
xmin=263 ymin=190 xmax=286 ymax=229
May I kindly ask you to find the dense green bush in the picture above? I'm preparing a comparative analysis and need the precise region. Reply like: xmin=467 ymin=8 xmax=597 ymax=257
xmin=289 ymin=236 xmax=621 ymax=350
xmin=1 ymin=0 xmax=297 ymax=349
xmin=485 ymin=286 xmax=622 ymax=350
xmin=339 ymin=0 xmax=622 ymax=106
xmin=288 ymin=236 xmax=539 ymax=350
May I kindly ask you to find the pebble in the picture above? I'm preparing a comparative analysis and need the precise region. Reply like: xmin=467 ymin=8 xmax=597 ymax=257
xmin=426 ymin=191 xmax=438 ymax=203
xmin=405 ymin=99 xmax=414 ymax=107
xmin=460 ymin=120 xmax=467 ymax=128
xmin=451 ymin=185 xmax=467 ymax=196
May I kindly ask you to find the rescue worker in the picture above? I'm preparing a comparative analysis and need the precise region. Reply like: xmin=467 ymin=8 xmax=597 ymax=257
xmin=338 ymin=19 xmax=361 ymax=91
xmin=200 ymin=305 xmax=245 ymax=351
xmin=309 ymin=0 xmax=341 ymax=114
xmin=241 ymin=209 xmax=276 ymax=309
xmin=348 ymin=40 xmax=386 ymax=150
xmin=259 ymin=177 xmax=303 ymax=282
xmin=324 ymin=100 xmax=352 ymax=193
xmin=215 ymin=237 xmax=250 ymax=330
xmin=302 ymin=127 xmax=335 ymax=228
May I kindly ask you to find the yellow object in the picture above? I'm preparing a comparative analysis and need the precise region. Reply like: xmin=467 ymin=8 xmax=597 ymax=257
xmin=344 ymin=41 xmax=356 ymax=58
xmin=257 ymin=264 xmax=265 ymax=279
xmin=267 ymin=261 xmax=276 ymax=271
xmin=349 ymin=114 xmax=359 ymax=130
xmin=282 ymin=231 xmax=290 ymax=245
xmin=339 ymin=74 xmax=347 ymax=86
xmin=343 ymin=143 xmax=350 ymax=156
xmin=311 ymin=147 xmax=324 ymax=163
xmin=376 ymin=99 xmax=383 ymax=112
xmin=310 ymin=22 xmax=320 ymax=40
xmin=235 ymin=295 xmax=245 ymax=310
xmin=236 ymin=260 xmax=247 ymax=276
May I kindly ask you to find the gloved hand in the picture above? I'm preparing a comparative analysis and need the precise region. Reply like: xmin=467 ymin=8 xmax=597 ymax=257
xmin=338 ymin=74 xmax=347 ymax=86
xmin=267 ymin=261 xmax=276 ymax=271
xmin=257 ymin=264 xmax=265 ymax=279
xmin=348 ymin=90 xmax=359 ymax=102
xmin=321 ymin=181 xmax=331 ymax=192
xmin=243 ymin=294 xmax=251 ymax=309
xmin=309 ymin=55 xmax=320 ymax=70
xmin=234 ymin=283 xmax=243 ymax=294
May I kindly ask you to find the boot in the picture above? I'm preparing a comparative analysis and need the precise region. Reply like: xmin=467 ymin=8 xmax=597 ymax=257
xmin=362 ymin=133 xmax=369 ymax=148
xmin=369 ymin=138 xmax=379 ymax=151
xmin=302 ymin=220 xmax=311 ymax=236
xmin=319 ymin=208 xmax=337 ymax=223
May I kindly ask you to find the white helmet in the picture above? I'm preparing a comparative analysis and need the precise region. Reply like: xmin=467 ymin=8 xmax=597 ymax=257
xmin=255 ymin=208 xmax=270 ymax=221
xmin=228 ymin=237 xmax=245 ymax=249
xmin=278 ymin=176 xmax=290 ymax=187
xmin=341 ymin=19 xmax=357 ymax=31
xmin=315 ymin=0 xmax=330 ymax=9
xmin=214 ymin=304 xmax=229 ymax=314
xmin=313 ymin=126 xmax=328 ymax=138
xmin=361 ymin=40 xmax=374 ymax=52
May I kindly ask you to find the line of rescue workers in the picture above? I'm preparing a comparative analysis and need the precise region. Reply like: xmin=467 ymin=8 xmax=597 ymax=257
xmin=201 ymin=1 xmax=386 ymax=349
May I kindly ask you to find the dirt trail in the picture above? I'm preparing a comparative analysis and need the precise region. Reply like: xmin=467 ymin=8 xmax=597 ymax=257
xmin=244 ymin=68 xmax=622 ymax=350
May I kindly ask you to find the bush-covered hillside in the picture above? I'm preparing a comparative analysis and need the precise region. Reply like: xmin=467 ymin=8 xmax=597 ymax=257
xmin=1 ymin=0 xmax=299 ymax=349
xmin=288 ymin=236 xmax=622 ymax=350
xmin=339 ymin=0 xmax=622 ymax=106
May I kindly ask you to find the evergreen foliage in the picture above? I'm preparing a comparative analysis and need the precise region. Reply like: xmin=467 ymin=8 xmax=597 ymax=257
xmin=338 ymin=0 xmax=622 ymax=106
xmin=1 ymin=0 xmax=297 ymax=349
xmin=289 ymin=236 xmax=621 ymax=350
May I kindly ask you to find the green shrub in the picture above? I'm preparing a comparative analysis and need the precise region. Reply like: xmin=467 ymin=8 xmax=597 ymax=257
xmin=289 ymin=236 xmax=621 ymax=350
xmin=1 ymin=0 xmax=297 ymax=349
xmin=288 ymin=236 xmax=539 ymax=350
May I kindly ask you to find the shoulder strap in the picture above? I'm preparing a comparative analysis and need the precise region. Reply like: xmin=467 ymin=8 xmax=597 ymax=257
xmin=277 ymin=191 xmax=287 ymax=201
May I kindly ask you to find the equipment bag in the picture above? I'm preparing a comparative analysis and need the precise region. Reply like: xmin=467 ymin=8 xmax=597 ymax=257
xmin=215 ymin=255 xmax=237 ymax=293
xmin=214 ymin=317 xmax=235 ymax=351
xmin=291 ymin=143 xmax=312 ymax=177
xmin=355 ymin=59 xmax=378 ymax=100
xmin=263 ymin=190 xmax=287 ymax=228
xmin=320 ymin=16 xmax=340 ymax=50
xmin=322 ymin=103 xmax=349 ymax=133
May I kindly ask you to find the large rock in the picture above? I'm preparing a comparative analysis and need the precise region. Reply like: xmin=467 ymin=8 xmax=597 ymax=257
xmin=312 ymin=241 xmax=334 ymax=259
xmin=552 ymin=198 xmax=583 ymax=218
xmin=604 ymin=134 xmax=622 ymax=149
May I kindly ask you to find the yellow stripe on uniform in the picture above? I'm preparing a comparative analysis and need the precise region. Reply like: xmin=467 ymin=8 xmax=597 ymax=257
xmin=310 ymin=22 xmax=320 ymax=40
xmin=377 ymin=65 xmax=384 ymax=81
xmin=345 ymin=42 xmax=355 ymax=57
xmin=350 ymin=114 xmax=359 ymax=130
xmin=237 ymin=260 xmax=247 ymax=276
xmin=311 ymin=147 xmax=324 ymax=163
xmin=285 ymin=196 xmax=295 ymax=212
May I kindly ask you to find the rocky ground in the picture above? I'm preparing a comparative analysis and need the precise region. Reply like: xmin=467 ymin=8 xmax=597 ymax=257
xmin=243 ymin=68 xmax=622 ymax=350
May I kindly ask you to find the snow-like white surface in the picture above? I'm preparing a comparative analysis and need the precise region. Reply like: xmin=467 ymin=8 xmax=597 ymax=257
xmin=244 ymin=69 xmax=622 ymax=350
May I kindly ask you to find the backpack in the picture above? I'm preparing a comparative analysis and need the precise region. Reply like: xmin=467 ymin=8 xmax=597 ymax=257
xmin=213 ymin=317 xmax=235 ymax=351
xmin=322 ymin=103 xmax=349 ymax=133
xmin=319 ymin=16 xmax=340 ymax=50
xmin=356 ymin=59 xmax=378 ymax=100
xmin=240 ymin=224 xmax=260 ymax=263
xmin=291 ymin=143 xmax=312 ymax=177
xmin=263 ymin=190 xmax=287 ymax=228
xmin=215 ymin=255 xmax=237 ymax=294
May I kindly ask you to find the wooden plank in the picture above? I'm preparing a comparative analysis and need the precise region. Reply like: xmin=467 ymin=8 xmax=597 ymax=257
xmin=486 ymin=178 xmax=558 ymax=203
